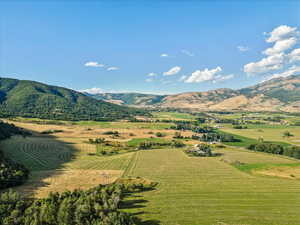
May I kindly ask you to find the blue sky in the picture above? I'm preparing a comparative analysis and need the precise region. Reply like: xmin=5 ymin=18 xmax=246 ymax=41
xmin=1 ymin=0 xmax=300 ymax=94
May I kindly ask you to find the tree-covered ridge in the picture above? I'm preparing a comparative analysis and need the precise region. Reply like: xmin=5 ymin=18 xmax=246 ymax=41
xmin=0 ymin=121 xmax=30 ymax=189
xmin=0 ymin=78 xmax=149 ymax=121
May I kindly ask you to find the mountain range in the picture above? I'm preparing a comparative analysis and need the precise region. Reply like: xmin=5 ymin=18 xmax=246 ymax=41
xmin=0 ymin=77 xmax=147 ymax=120
xmin=89 ymin=75 xmax=300 ymax=112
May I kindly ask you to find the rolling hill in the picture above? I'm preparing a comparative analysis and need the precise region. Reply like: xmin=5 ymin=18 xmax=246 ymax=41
xmin=90 ymin=75 xmax=300 ymax=112
xmin=0 ymin=77 xmax=148 ymax=120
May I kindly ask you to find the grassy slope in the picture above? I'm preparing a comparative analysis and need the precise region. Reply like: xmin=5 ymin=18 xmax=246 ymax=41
xmin=124 ymin=149 xmax=300 ymax=225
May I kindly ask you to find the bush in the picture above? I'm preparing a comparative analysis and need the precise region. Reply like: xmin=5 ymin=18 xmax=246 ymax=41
xmin=155 ymin=132 xmax=166 ymax=137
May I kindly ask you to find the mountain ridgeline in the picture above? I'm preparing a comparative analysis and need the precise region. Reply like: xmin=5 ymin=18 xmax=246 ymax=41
xmin=0 ymin=78 xmax=148 ymax=121
xmin=90 ymin=75 xmax=300 ymax=112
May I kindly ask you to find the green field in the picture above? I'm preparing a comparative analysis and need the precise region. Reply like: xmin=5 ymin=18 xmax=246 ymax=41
xmin=2 ymin=118 xmax=300 ymax=224
xmin=152 ymin=112 xmax=196 ymax=120
xmin=123 ymin=148 xmax=300 ymax=225
xmin=221 ymin=125 xmax=300 ymax=146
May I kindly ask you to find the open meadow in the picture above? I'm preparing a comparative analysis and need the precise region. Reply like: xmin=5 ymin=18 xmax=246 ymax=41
xmin=1 ymin=113 xmax=300 ymax=224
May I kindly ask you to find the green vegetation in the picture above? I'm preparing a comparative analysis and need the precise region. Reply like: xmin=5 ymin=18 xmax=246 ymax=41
xmin=0 ymin=184 xmax=137 ymax=225
xmin=0 ymin=121 xmax=30 ymax=189
xmin=0 ymin=77 xmax=148 ymax=121
xmin=248 ymin=142 xmax=300 ymax=159
xmin=123 ymin=148 xmax=300 ymax=225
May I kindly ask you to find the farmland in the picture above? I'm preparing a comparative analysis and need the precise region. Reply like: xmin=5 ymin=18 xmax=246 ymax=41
xmin=1 ymin=112 xmax=300 ymax=224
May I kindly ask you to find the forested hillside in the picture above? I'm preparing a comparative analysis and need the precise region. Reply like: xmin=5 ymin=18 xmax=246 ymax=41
xmin=0 ymin=78 xmax=148 ymax=121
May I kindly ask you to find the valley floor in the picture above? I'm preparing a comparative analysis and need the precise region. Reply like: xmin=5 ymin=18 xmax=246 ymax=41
xmin=1 ymin=120 xmax=300 ymax=225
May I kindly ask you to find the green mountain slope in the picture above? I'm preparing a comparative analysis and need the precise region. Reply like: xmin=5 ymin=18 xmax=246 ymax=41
xmin=0 ymin=78 xmax=147 ymax=120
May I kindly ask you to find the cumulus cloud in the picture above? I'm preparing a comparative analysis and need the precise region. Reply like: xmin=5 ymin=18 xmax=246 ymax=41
xmin=262 ymin=65 xmax=300 ymax=82
xmin=163 ymin=66 xmax=181 ymax=76
xmin=84 ymin=61 xmax=105 ymax=67
xmin=160 ymin=53 xmax=169 ymax=57
xmin=237 ymin=46 xmax=250 ymax=52
xmin=181 ymin=49 xmax=195 ymax=56
xmin=288 ymin=48 xmax=300 ymax=63
xmin=184 ymin=66 xmax=222 ymax=83
xmin=148 ymin=72 xmax=157 ymax=77
xmin=107 ymin=67 xmax=119 ymax=71
xmin=244 ymin=53 xmax=285 ymax=74
xmin=263 ymin=37 xmax=297 ymax=55
xmin=79 ymin=87 xmax=103 ymax=95
xmin=266 ymin=25 xmax=299 ymax=43
xmin=243 ymin=25 xmax=300 ymax=75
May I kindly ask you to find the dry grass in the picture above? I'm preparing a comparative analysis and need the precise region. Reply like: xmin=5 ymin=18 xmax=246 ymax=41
xmin=254 ymin=166 xmax=300 ymax=180
xmin=13 ymin=169 xmax=122 ymax=198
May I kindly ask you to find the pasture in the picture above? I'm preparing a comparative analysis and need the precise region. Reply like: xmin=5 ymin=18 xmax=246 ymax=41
xmin=221 ymin=125 xmax=300 ymax=146
xmin=1 ymin=116 xmax=300 ymax=224
xmin=123 ymin=148 xmax=300 ymax=225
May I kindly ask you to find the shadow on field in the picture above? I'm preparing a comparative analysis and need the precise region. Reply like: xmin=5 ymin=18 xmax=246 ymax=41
xmin=121 ymin=192 xmax=161 ymax=225
xmin=1 ymin=127 xmax=79 ymax=198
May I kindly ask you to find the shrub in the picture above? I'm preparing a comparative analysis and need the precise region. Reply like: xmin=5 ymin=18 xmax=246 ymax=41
xmin=155 ymin=132 xmax=166 ymax=137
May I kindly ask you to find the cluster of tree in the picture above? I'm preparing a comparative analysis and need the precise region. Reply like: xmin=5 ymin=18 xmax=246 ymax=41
xmin=138 ymin=139 xmax=185 ymax=150
xmin=247 ymin=143 xmax=300 ymax=159
xmin=186 ymin=144 xmax=213 ymax=157
xmin=194 ymin=132 xmax=240 ymax=143
xmin=0 ymin=121 xmax=30 ymax=189
xmin=263 ymin=116 xmax=284 ymax=122
xmin=233 ymin=125 xmax=248 ymax=129
xmin=0 ymin=121 xmax=31 ymax=140
xmin=0 ymin=184 xmax=143 ymax=225
xmin=170 ymin=121 xmax=215 ymax=134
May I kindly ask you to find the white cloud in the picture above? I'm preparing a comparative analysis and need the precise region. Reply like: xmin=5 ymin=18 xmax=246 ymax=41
xmin=160 ymin=53 xmax=169 ymax=57
xmin=213 ymin=74 xmax=235 ymax=83
xmin=181 ymin=49 xmax=195 ymax=56
xmin=262 ymin=65 xmax=300 ymax=82
xmin=288 ymin=48 xmax=300 ymax=63
xmin=148 ymin=72 xmax=157 ymax=77
xmin=244 ymin=25 xmax=300 ymax=76
xmin=263 ymin=37 xmax=297 ymax=55
xmin=163 ymin=66 xmax=181 ymax=76
xmin=237 ymin=46 xmax=250 ymax=52
xmin=244 ymin=53 xmax=285 ymax=74
xmin=79 ymin=87 xmax=103 ymax=95
xmin=184 ymin=66 xmax=222 ymax=83
xmin=266 ymin=25 xmax=299 ymax=43
xmin=107 ymin=67 xmax=119 ymax=71
xmin=84 ymin=61 xmax=105 ymax=67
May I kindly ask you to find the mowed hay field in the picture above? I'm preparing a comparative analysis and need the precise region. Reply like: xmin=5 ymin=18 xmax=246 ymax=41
xmin=1 ymin=120 xmax=300 ymax=224
xmin=123 ymin=149 xmax=300 ymax=225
